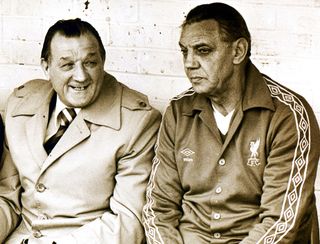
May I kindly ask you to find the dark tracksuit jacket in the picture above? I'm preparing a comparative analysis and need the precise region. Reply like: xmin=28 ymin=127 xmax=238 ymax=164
xmin=143 ymin=62 xmax=320 ymax=244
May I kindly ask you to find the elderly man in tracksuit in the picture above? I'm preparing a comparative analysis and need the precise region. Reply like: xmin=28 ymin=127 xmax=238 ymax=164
xmin=143 ymin=3 xmax=320 ymax=244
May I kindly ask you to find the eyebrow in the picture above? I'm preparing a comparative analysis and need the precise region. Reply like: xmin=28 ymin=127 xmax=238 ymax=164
xmin=85 ymin=52 xmax=98 ymax=58
xmin=179 ymin=42 xmax=212 ymax=48
xmin=59 ymin=57 xmax=72 ymax=62
xmin=58 ymin=52 xmax=98 ymax=62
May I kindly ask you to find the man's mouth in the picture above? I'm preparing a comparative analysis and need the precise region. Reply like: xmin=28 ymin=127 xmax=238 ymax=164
xmin=190 ymin=77 xmax=203 ymax=83
xmin=69 ymin=84 xmax=90 ymax=91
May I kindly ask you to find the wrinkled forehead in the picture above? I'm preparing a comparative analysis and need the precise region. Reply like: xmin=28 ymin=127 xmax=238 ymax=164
xmin=49 ymin=33 xmax=100 ymax=58
xmin=51 ymin=32 xmax=99 ymax=47
xmin=179 ymin=20 xmax=222 ymax=45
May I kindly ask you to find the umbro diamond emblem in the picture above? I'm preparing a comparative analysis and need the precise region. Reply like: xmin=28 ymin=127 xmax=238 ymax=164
xmin=181 ymin=148 xmax=195 ymax=157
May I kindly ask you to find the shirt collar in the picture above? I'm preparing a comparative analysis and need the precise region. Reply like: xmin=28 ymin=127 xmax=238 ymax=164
xmin=10 ymin=73 xmax=123 ymax=130
xmin=212 ymin=103 xmax=235 ymax=135
xmin=241 ymin=61 xmax=275 ymax=112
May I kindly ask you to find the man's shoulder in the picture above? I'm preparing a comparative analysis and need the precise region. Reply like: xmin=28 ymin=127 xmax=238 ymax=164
xmin=103 ymin=72 xmax=155 ymax=112
xmin=168 ymin=88 xmax=198 ymax=112
xmin=12 ymin=79 xmax=51 ymax=98
xmin=5 ymin=79 xmax=52 ymax=117
xmin=119 ymin=81 xmax=156 ymax=112
xmin=262 ymin=75 xmax=310 ymax=112
xmin=159 ymin=88 xmax=200 ymax=118
xmin=261 ymin=75 xmax=319 ymax=134
xmin=171 ymin=87 xmax=196 ymax=103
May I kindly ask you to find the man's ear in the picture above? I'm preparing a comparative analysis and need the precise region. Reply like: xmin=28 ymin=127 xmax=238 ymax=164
xmin=232 ymin=38 xmax=249 ymax=65
xmin=41 ymin=58 xmax=50 ymax=78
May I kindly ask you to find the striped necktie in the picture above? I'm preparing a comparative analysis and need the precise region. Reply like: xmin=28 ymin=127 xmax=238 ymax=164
xmin=44 ymin=108 xmax=77 ymax=154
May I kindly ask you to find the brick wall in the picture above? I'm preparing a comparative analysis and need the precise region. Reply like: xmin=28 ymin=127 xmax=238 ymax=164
xmin=0 ymin=0 xmax=320 ymax=226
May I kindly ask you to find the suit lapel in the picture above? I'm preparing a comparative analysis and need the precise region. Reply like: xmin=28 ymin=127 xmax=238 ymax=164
xmin=39 ymin=73 xmax=121 ymax=174
xmin=40 ymin=114 xmax=90 ymax=174
xmin=21 ymin=89 xmax=54 ymax=168
xmin=25 ymin=106 xmax=50 ymax=168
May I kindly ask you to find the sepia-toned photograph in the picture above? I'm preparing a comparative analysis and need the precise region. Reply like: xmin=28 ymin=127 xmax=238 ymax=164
xmin=0 ymin=0 xmax=319 ymax=243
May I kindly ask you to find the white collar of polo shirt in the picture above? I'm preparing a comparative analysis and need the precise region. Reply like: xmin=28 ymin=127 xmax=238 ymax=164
xmin=212 ymin=104 xmax=234 ymax=135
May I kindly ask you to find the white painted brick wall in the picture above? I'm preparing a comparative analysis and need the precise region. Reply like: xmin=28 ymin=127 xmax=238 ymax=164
xmin=0 ymin=0 xmax=320 ymax=227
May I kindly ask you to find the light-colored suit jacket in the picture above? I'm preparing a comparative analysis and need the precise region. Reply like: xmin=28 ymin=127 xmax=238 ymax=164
xmin=0 ymin=72 xmax=161 ymax=243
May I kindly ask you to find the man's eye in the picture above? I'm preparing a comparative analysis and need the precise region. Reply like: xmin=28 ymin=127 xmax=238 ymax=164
xmin=84 ymin=61 xmax=97 ymax=67
xmin=197 ymin=48 xmax=211 ymax=54
xmin=61 ymin=63 xmax=74 ymax=70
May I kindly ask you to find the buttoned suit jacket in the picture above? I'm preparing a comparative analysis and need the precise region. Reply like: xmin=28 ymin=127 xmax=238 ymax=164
xmin=0 ymin=72 xmax=161 ymax=243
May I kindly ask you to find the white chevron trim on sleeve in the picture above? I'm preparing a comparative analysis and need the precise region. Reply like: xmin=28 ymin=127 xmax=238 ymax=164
xmin=143 ymin=151 xmax=165 ymax=244
xmin=258 ymin=77 xmax=311 ymax=244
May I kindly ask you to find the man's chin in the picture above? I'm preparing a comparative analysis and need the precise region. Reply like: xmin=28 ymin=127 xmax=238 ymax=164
xmin=64 ymin=98 xmax=92 ymax=108
xmin=192 ymin=86 xmax=209 ymax=95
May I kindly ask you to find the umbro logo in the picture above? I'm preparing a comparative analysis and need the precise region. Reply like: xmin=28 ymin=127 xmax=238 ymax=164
xmin=181 ymin=148 xmax=195 ymax=162
xmin=181 ymin=148 xmax=195 ymax=157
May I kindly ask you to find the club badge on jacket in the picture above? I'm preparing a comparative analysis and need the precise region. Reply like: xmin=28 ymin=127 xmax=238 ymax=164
xmin=247 ymin=138 xmax=261 ymax=167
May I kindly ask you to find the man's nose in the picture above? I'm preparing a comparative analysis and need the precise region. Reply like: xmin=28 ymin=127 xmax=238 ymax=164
xmin=73 ymin=63 xmax=87 ymax=82
xmin=184 ymin=52 xmax=199 ymax=69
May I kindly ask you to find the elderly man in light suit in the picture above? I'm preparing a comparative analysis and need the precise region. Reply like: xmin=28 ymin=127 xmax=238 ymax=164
xmin=0 ymin=18 xmax=161 ymax=244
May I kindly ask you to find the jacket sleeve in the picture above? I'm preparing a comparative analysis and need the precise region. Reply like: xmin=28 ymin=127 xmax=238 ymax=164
xmin=241 ymin=98 xmax=320 ymax=243
xmin=52 ymin=108 xmax=162 ymax=244
xmin=143 ymin=104 xmax=184 ymax=244
xmin=0 ymin=130 xmax=22 ymax=242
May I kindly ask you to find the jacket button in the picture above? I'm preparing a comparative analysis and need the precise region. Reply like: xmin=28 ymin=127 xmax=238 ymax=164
xmin=33 ymin=230 xmax=42 ymax=238
xmin=215 ymin=187 xmax=222 ymax=194
xmin=36 ymin=183 xmax=46 ymax=192
xmin=213 ymin=213 xmax=221 ymax=220
xmin=213 ymin=232 xmax=221 ymax=238
xmin=218 ymin=158 xmax=225 ymax=166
